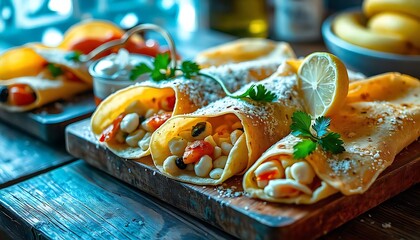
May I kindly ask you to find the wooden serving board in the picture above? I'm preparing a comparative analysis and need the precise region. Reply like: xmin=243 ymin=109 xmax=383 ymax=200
xmin=0 ymin=92 xmax=95 ymax=144
xmin=66 ymin=119 xmax=420 ymax=240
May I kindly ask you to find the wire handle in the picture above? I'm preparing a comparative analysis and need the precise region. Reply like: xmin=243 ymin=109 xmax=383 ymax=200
xmin=80 ymin=23 xmax=177 ymax=69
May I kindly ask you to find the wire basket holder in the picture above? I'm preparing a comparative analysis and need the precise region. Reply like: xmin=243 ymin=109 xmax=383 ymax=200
xmin=80 ymin=23 xmax=177 ymax=69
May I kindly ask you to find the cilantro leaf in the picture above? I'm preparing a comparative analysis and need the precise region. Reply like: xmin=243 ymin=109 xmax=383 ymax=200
xmin=224 ymin=84 xmax=277 ymax=102
xmin=130 ymin=53 xmax=171 ymax=81
xmin=150 ymin=67 xmax=167 ymax=81
xmin=319 ymin=132 xmax=345 ymax=154
xmin=130 ymin=63 xmax=152 ymax=80
xmin=150 ymin=53 xmax=171 ymax=81
xmin=293 ymin=139 xmax=317 ymax=159
xmin=154 ymin=53 xmax=170 ymax=71
xmin=313 ymin=116 xmax=330 ymax=137
xmin=248 ymin=84 xmax=277 ymax=102
xmin=47 ymin=63 xmax=63 ymax=77
xmin=290 ymin=111 xmax=312 ymax=138
xmin=181 ymin=61 xmax=200 ymax=78
xmin=65 ymin=51 xmax=82 ymax=62
xmin=290 ymin=111 xmax=345 ymax=159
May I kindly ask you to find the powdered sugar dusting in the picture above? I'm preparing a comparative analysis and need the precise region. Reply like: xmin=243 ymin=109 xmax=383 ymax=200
xmin=214 ymin=184 xmax=250 ymax=198
xmin=134 ymin=59 xmax=282 ymax=111
xmin=190 ymin=73 xmax=302 ymax=141
xmin=325 ymin=100 xmax=418 ymax=180
xmin=202 ymin=58 xmax=281 ymax=92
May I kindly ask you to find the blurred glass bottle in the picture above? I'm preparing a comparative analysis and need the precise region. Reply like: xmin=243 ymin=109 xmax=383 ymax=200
xmin=209 ymin=0 xmax=268 ymax=38
xmin=274 ymin=0 xmax=324 ymax=42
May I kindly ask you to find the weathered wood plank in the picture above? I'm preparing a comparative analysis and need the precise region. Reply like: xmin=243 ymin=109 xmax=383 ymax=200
xmin=66 ymin=119 xmax=420 ymax=239
xmin=323 ymin=184 xmax=420 ymax=240
xmin=0 ymin=160 xmax=232 ymax=240
xmin=0 ymin=123 xmax=75 ymax=188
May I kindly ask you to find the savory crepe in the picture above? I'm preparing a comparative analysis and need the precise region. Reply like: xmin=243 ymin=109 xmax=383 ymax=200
xmin=150 ymin=65 xmax=303 ymax=185
xmin=0 ymin=46 xmax=91 ymax=112
xmin=91 ymin=58 xmax=287 ymax=159
xmin=195 ymin=38 xmax=295 ymax=68
xmin=243 ymin=73 xmax=420 ymax=204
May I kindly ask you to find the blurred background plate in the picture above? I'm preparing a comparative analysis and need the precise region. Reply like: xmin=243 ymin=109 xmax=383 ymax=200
xmin=322 ymin=8 xmax=420 ymax=78
xmin=0 ymin=0 xmax=235 ymax=144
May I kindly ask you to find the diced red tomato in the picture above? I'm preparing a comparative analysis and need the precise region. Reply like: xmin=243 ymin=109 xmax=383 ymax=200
xmin=99 ymin=113 xmax=125 ymax=142
xmin=125 ymin=39 xmax=160 ymax=57
xmin=256 ymin=169 xmax=280 ymax=182
xmin=183 ymin=140 xmax=214 ymax=164
xmin=145 ymin=112 xmax=172 ymax=131
xmin=159 ymin=95 xmax=176 ymax=111
xmin=9 ymin=84 xmax=36 ymax=106
xmin=69 ymin=34 xmax=121 ymax=58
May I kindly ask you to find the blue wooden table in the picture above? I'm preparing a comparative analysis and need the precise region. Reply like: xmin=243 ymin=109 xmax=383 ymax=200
xmin=0 ymin=160 xmax=231 ymax=239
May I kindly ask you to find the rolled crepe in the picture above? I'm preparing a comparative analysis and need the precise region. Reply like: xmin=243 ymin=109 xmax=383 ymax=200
xmin=91 ymin=57 xmax=289 ymax=159
xmin=195 ymin=39 xmax=295 ymax=68
xmin=34 ymin=47 xmax=92 ymax=84
xmin=243 ymin=73 xmax=420 ymax=204
xmin=150 ymin=66 xmax=303 ymax=185
xmin=0 ymin=46 xmax=91 ymax=112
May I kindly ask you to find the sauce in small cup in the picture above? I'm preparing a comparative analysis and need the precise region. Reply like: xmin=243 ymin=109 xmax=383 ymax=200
xmin=89 ymin=49 xmax=153 ymax=105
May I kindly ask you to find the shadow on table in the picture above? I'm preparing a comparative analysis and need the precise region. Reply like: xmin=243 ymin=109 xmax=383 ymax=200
xmin=0 ymin=229 xmax=12 ymax=240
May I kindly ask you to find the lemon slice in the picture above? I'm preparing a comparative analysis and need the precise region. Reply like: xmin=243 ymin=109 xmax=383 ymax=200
xmin=297 ymin=52 xmax=349 ymax=117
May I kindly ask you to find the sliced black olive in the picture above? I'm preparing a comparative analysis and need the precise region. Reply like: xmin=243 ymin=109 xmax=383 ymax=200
xmin=175 ymin=157 xmax=187 ymax=169
xmin=0 ymin=86 xmax=8 ymax=103
xmin=191 ymin=122 xmax=207 ymax=137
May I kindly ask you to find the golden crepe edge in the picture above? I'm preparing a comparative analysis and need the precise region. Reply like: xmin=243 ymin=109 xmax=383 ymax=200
xmin=195 ymin=39 xmax=295 ymax=68
xmin=0 ymin=46 xmax=91 ymax=112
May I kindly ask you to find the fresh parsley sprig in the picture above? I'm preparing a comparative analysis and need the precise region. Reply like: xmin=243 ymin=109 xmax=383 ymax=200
xmin=130 ymin=53 xmax=173 ymax=81
xmin=234 ymin=84 xmax=277 ymax=102
xmin=130 ymin=53 xmax=277 ymax=102
xmin=291 ymin=111 xmax=345 ymax=159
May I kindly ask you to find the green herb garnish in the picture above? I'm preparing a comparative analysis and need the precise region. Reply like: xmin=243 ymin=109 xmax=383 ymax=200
xmin=180 ymin=60 xmax=200 ymax=78
xmin=130 ymin=53 xmax=277 ymax=102
xmin=65 ymin=51 xmax=82 ymax=62
xmin=291 ymin=111 xmax=345 ymax=159
xmin=130 ymin=53 xmax=173 ymax=81
xmin=47 ymin=63 xmax=64 ymax=77
xmin=230 ymin=84 xmax=277 ymax=102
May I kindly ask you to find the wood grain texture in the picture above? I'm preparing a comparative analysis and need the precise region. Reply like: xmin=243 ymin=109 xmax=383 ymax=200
xmin=323 ymin=184 xmax=420 ymax=240
xmin=0 ymin=122 xmax=75 ymax=188
xmin=0 ymin=160 xmax=233 ymax=240
xmin=66 ymin=119 xmax=420 ymax=240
